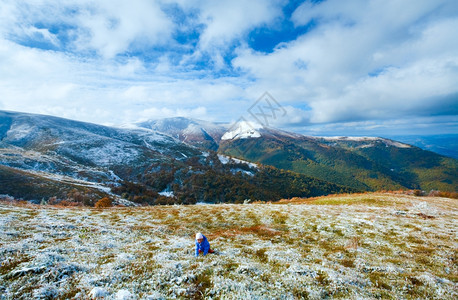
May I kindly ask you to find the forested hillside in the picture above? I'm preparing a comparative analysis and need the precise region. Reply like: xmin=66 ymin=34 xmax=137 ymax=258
xmin=219 ymin=135 xmax=458 ymax=192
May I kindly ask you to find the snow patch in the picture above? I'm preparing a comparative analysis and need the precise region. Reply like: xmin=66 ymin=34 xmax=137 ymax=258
xmin=195 ymin=202 xmax=212 ymax=205
xmin=232 ymin=169 xmax=255 ymax=176
xmin=183 ymin=124 xmax=204 ymax=135
xmin=146 ymin=291 xmax=166 ymax=299
xmin=25 ymin=170 xmax=113 ymax=193
xmin=7 ymin=123 xmax=34 ymax=140
xmin=89 ymin=287 xmax=109 ymax=299
xmin=322 ymin=136 xmax=411 ymax=148
xmin=115 ymin=289 xmax=136 ymax=300
xmin=384 ymin=139 xmax=411 ymax=148
xmin=33 ymin=285 xmax=59 ymax=299
xmin=322 ymin=136 xmax=380 ymax=142
xmin=108 ymin=170 xmax=122 ymax=182
xmin=217 ymin=154 xmax=230 ymax=164
xmin=117 ymin=253 xmax=135 ymax=261
xmin=217 ymin=154 xmax=258 ymax=169
xmin=359 ymin=144 xmax=375 ymax=148
xmin=159 ymin=190 xmax=174 ymax=198
xmin=116 ymin=123 xmax=143 ymax=130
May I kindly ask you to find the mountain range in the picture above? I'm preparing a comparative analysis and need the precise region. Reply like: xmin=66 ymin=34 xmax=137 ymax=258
xmin=0 ymin=111 xmax=352 ymax=204
xmin=134 ymin=117 xmax=226 ymax=151
xmin=0 ymin=110 xmax=456 ymax=205
xmin=132 ymin=117 xmax=457 ymax=192
xmin=0 ymin=111 xmax=201 ymax=204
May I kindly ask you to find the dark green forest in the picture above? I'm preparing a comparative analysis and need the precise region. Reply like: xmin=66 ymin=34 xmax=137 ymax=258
xmin=219 ymin=136 xmax=458 ymax=192
xmin=110 ymin=151 xmax=356 ymax=205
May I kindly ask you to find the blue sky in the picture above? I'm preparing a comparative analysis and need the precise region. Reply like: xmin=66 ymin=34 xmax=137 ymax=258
xmin=0 ymin=0 xmax=457 ymax=136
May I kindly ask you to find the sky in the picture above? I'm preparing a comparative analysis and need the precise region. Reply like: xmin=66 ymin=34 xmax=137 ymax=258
xmin=0 ymin=0 xmax=457 ymax=137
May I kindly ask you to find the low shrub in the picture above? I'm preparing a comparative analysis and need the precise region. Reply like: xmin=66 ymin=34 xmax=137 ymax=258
xmin=94 ymin=197 xmax=112 ymax=208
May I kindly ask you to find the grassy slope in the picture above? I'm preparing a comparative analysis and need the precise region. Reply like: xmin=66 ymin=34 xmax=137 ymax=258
xmin=354 ymin=143 xmax=458 ymax=192
xmin=220 ymin=138 xmax=403 ymax=191
xmin=0 ymin=165 xmax=108 ymax=203
xmin=1 ymin=193 xmax=456 ymax=299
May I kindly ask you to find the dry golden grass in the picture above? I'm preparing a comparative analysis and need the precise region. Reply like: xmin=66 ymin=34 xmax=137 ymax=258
xmin=0 ymin=193 xmax=457 ymax=299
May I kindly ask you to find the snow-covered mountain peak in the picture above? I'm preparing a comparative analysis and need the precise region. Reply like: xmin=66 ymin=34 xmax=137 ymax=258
xmin=221 ymin=121 xmax=262 ymax=140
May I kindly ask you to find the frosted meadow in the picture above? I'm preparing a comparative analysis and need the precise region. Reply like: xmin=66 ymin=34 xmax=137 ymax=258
xmin=1 ymin=193 xmax=457 ymax=299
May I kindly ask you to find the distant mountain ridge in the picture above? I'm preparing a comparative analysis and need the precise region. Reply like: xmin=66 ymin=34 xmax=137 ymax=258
xmin=134 ymin=117 xmax=227 ymax=151
xmin=0 ymin=111 xmax=352 ymax=204
xmin=0 ymin=111 xmax=198 ymax=181
xmin=385 ymin=134 xmax=458 ymax=159
xmin=218 ymin=130 xmax=458 ymax=192
xmin=1 ymin=111 xmax=456 ymax=205
xmin=0 ymin=110 xmax=201 ymax=204
xmin=131 ymin=117 xmax=458 ymax=159
xmin=134 ymin=117 xmax=457 ymax=192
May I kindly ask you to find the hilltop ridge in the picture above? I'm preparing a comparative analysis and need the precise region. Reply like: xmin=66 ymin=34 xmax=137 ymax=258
xmin=0 ymin=110 xmax=354 ymax=205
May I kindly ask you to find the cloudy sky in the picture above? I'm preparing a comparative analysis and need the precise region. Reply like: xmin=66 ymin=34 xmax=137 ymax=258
xmin=1 ymin=0 xmax=457 ymax=136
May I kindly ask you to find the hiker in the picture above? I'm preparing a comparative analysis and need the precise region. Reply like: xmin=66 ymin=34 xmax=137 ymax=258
xmin=195 ymin=232 xmax=214 ymax=257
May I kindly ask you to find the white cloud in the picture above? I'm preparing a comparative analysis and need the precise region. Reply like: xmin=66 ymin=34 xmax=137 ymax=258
xmin=0 ymin=33 xmax=246 ymax=125
xmin=74 ymin=0 xmax=173 ymax=58
xmin=296 ymin=115 xmax=458 ymax=137
xmin=233 ymin=0 xmax=458 ymax=127
xmin=1 ymin=0 xmax=173 ymax=58
xmin=0 ymin=38 xmax=78 ymax=104
xmin=0 ymin=0 xmax=456 ymax=137
xmin=22 ymin=26 xmax=60 ymax=47
xmin=196 ymin=0 xmax=281 ymax=50
xmin=267 ymin=105 xmax=312 ymax=127
xmin=174 ymin=0 xmax=283 ymax=68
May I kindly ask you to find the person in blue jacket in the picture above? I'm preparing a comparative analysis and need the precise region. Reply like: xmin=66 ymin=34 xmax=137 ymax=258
xmin=195 ymin=232 xmax=214 ymax=257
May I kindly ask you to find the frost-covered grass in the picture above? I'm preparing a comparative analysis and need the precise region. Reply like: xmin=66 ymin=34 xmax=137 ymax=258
xmin=1 ymin=193 xmax=457 ymax=299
